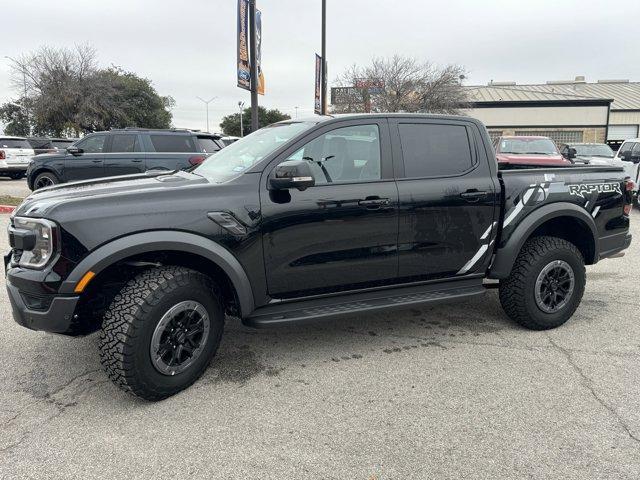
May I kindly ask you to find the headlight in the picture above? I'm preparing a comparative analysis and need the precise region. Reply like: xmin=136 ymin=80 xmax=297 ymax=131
xmin=13 ymin=217 xmax=58 ymax=269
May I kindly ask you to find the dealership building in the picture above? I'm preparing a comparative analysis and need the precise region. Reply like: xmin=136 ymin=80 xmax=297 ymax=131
xmin=465 ymin=77 xmax=640 ymax=148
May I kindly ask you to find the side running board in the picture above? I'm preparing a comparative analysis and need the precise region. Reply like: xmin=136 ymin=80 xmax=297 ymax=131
xmin=245 ymin=282 xmax=485 ymax=328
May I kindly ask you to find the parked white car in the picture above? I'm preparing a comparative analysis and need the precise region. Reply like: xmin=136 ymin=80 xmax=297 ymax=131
xmin=0 ymin=136 xmax=35 ymax=179
xmin=613 ymin=138 xmax=640 ymax=205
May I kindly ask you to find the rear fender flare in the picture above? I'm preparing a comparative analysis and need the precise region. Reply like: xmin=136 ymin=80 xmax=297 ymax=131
xmin=488 ymin=202 xmax=598 ymax=279
xmin=59 ymin=231 xmax=255 ymax=316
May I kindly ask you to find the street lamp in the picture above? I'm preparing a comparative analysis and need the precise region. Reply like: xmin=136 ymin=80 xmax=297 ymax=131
xmin=238 ymin=101 xmax=245 ymax=137
xmin=196 ymin=96 xmax=217 ymax=132
xmin=4 ymin=55 xmax=30 ymax=136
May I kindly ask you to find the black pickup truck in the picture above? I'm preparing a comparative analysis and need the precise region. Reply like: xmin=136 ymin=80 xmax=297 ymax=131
xmin=6 ymin=114 xmax=633 ymax=400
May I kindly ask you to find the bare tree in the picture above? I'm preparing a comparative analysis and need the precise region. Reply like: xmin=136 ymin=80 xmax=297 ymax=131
xmin=333 ymin=55 xmax=469 ymax=114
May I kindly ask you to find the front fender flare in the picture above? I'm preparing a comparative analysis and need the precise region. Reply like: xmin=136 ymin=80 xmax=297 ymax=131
xmin=59 ymin=231 xmax=255 ymax=317
xmin=488 ymin=202 xmax=598 ymax=279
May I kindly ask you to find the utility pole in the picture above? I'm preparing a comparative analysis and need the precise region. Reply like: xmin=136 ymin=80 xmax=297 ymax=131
xmin=196 ymin=96 xmax=217 ymax=132
xmin=238 ymin=101 xmax=245 ymax=137
xmin=321 ymin=0 xmax=327 ymax=115
xmin=248 ymin=0 xmax=259 ymax=132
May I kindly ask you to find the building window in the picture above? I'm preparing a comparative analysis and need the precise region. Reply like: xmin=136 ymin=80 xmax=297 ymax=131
xmin=515 ymin=130 xmax=583 ymax=144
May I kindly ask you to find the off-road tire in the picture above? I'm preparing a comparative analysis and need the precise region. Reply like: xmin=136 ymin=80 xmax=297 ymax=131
xmin=99 ymin=266 xmax=224 ymax=401
xmin=33 ymin=171 xmax=59 ymax=189
xmin=499 ymin=236 xmax=586 ymax=330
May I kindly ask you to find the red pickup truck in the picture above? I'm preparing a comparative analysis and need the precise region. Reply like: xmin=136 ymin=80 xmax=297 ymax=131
xmin=494 ymin=136 xmax=572 ymax=167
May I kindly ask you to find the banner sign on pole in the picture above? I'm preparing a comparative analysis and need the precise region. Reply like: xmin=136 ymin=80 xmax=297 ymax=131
xmin=237 ymin=0 xmax=250 ymax=91
xmin=256 ymin=8 xmax=265 ymax=95
xmin=314 ymin=54 xmax=322 ymax=114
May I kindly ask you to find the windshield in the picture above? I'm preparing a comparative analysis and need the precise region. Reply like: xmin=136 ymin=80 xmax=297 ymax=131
xmin=194 ymin=122 xmax=316 ymax=183
xmin=499 ymin=138 xmax=558 ymax=155
xmin=572 ymin=144 xmax=614 ymax=158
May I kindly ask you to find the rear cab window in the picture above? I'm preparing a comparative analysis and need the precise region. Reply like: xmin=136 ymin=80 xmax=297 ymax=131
xmin=149 ymin=135 xmax=197 ymax=153
xmin=397 ymin=123 xmax=474 ymax=178
xmin=0 ymin=138 xmax=32 ymax=149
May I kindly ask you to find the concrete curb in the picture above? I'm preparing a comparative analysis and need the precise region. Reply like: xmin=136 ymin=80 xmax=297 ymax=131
xmin=0 ymin=205 xmax=16 ymax=214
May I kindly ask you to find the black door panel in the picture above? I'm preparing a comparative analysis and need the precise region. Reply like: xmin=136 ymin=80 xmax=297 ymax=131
xmin=64 ymin=134 xmax=106 ymax=181
xmin=390 ymin=119 xmax=498 ymax=281
xmin=260 ymin=119 xmax=399 ymax=298
xmin=262 ymin=181 xmax=399 ymax=297
xmin=104 ymin=133 xmax=146 ymax=176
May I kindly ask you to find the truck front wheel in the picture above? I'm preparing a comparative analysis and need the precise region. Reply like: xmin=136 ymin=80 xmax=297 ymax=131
xmin=499 ymin=236 xmax=586 ymax=330
xmin=99 ymin=266 xmax=224 ymax=400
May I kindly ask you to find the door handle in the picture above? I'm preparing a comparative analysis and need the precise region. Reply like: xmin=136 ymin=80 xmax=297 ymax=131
xmin=132 ymin=159 xmax=142 ymax=163
xmin=358 ymin=197 xmax=390 ymax=208
xmin=460 ymin=190 xmax=488 ymax=202
xmin=92 ymin=159 xmax=102 ymax=163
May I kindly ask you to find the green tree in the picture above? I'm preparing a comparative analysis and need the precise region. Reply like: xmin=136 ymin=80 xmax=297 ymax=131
xmin=4 ymin=45 xmax=174 ymax=136
xmin=220 ymin=106 xmax=290 ymax=137
xmin=0 ymin=101 xmax=30 ymax=136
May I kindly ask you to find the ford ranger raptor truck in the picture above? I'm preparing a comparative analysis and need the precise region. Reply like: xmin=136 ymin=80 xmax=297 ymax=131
xmin=6 ymin=114 xmax=633 ymax=400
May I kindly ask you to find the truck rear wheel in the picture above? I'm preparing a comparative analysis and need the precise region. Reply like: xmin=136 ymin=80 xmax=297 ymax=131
xmin=499 ymin=236 xmax=585 ymax=330
xmin=99 ymin=266 xmax=224 ymax=400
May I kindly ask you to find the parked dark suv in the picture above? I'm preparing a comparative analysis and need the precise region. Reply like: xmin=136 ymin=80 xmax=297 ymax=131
xmin=26 ymin=128 xmax=225 ymax=190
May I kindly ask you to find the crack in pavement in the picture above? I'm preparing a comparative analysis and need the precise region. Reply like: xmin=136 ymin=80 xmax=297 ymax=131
xmin=1 ymin=368 xmax=103 ymax=454
xmin=546 ymin=334 xmax=640 ymax=446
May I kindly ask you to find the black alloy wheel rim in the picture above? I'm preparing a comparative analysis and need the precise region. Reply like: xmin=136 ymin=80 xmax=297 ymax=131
xmin=35 ymin=176 xmax=54 ymax=189
xmin=150 ymin=300 xmax=211 ymax=376
xmin=534 ymin=260 xmax=575 ymax=313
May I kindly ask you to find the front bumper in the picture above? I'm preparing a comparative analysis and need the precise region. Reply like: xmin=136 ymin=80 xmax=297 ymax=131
xmin=6 ymin=280 xmax=79 ymax=334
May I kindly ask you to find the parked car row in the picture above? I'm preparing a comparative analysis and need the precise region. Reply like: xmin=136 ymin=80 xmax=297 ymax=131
xmin=26 ymin=128 xmax=226 ymax=190
xmin=493 ymin=134 xmax=639 ymax=204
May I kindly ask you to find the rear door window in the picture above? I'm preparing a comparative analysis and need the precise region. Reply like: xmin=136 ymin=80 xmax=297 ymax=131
xmin=150 ymin=135 xmax=196 ymax=152
xmin=197 ymin=136 xmax=222 ymax=153
xmin=110 ymin=134 xmax=139 ymax=153
xmin=398 ymin=123 xmax=474 ymax=178
xmin=0 ymin=138 xmax=32 ymax=149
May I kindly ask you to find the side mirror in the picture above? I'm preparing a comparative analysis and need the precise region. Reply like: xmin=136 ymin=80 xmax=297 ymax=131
xmin=66 ymin=146 xmax=83 ymax=156
xmin=269 ymin=160 xmax=315 ymax=191
xmin=567 ymin=147 xmax=577 ymax=159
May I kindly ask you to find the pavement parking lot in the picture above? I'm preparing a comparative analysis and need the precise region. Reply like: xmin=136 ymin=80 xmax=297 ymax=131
xmin=1 ymin=211 xmax=639 ymax=479
xmin=0 ymin=177 xmax=31 ymax=200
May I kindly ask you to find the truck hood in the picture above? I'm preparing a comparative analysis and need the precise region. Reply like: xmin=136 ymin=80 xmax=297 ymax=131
xmin=15 ymin=170 xmax=209 ymax=218
xmin=496 ymin=153 xmax=571 ymax=166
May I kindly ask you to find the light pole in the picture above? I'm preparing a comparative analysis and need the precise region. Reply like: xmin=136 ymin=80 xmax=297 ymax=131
xmin=4 ymin=56 xmax=29 ymax=135
xmin=294 ymin=106 xmax=299 ymax=119
xmin=238 ymin=101 xmax=245 ymax=137
xmin=196 ymin=96 xmax=217 ymax=132
xmin=320 ymin=0 xmax=327 ymax=115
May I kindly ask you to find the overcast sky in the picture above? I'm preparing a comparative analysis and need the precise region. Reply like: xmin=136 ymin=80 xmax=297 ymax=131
xmin=2 ymin=0 xmax=639 ymax=133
